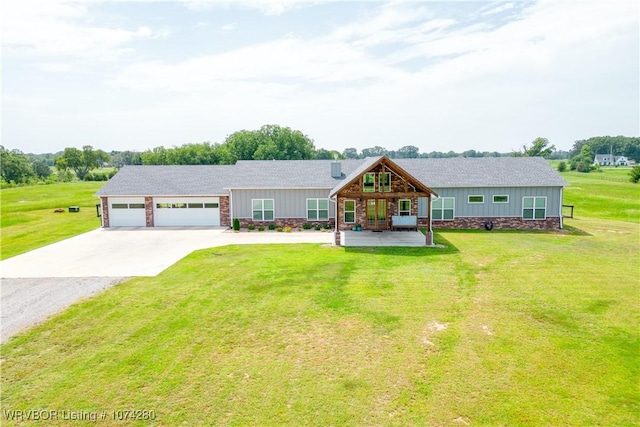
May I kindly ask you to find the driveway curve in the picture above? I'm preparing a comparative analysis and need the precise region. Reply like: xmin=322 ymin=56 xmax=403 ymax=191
xmin=1 ymin=227 xmax=332 ymax=342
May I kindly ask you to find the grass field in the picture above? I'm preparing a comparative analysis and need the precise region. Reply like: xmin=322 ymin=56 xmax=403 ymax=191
xmin=1 ymin=167 xmax=639 ymax=425
xmin=560 ymin=166 xmax=640 ymax=223
xmin=1 ymin=218 xmax=638 ymax=425
xmin=0 ymin=182 xmax=103 ymax=259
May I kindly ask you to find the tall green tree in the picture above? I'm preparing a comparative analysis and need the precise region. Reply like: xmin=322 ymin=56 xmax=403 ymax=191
xmin=515 ymin=137 xmax=555 ymax=158
xmin=0 ymin=146 xmax=36 ymax=183
xmin=31 ymin=160 xmax=52 ymax=179
xmin=572 ymin=144 xmax=594 ymax=173
xmin=570 ymin=136 xmax=640 ymax=160
xmin=222 ymin=125 xmax=315 ymax=162
xmin=396 ymin=145 xmax=420 ymax=158
xmin=361 ymin=146 xmax=387 ymax=158
xmin=342 ymin=148 xmax=359 ymax=159
xmin=56 ymin=146 xmax=110 ymax=180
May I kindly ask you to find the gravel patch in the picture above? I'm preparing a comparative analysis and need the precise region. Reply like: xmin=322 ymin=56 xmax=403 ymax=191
xmin=1 ymin=277 xmax=128 ymax=343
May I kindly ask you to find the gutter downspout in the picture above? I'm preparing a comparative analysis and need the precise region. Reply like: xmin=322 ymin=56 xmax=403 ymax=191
xmin=559 ymin=187 xmax=564 ymax=229
xmin=329 ymin=196 xmax=338 ymax=246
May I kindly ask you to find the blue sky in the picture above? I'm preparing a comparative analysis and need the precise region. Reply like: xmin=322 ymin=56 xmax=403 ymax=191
xmin=2 ymin=0 xmax=638 ymax=154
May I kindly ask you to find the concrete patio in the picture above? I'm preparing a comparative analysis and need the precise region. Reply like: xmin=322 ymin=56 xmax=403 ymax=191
xmin=340 ymin=230 xmax=428 ymax=247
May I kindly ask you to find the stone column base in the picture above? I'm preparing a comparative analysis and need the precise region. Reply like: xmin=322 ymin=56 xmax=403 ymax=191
xmin=425 ymin=231 xmax=433 ymax=246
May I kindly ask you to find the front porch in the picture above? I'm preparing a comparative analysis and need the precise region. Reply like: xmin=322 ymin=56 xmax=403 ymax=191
xmin=339 ymin=230 xmax=430 ymax=247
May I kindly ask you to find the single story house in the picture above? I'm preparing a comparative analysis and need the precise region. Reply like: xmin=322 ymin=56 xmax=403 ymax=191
xmin=593 ymin=154 xmax=629 ymax=166
xmin=96 ymin=156 xmax=567 ymax=246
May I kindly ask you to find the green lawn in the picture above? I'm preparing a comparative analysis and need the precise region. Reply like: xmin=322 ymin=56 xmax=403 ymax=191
xmin=560 ymin=167 xmax=640 ymax=223
xmin=1 ymin=217 xmax=639 ymax=425
xmin=0 ymin=182 xmax=103 ymax=259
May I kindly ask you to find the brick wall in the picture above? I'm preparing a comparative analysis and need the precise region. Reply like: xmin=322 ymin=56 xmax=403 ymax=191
xmin=219 ymin=196 xmax=230 ymax=227
xmin=433 ymin=216 xmax=561 ymax=230
xmin=145 ymin=197 xmax=154 ymax=227
xmin=101 ymin=197 xmax=110 ymax=227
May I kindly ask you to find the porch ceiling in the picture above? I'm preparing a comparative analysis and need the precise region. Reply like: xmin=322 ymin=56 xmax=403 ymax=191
xmin=340 ymin=230 xmax=426 ymax=247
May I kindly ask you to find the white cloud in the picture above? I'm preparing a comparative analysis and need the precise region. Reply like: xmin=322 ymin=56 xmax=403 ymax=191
xmin=2 ymin=0 xmax=637 ymax=153
xmin=2 ymin=0 xmax=156 ymax=60
xmin=220 ymin=22 xmax=236 ymax=31
xmin=179 ymin=0 xmax=327 ymax=16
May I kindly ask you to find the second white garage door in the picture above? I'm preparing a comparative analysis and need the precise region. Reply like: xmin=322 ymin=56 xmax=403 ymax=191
xmin=153 ymin=197 xmax=220 ymax=227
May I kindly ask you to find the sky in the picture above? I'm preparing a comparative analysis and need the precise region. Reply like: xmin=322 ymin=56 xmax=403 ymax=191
xmin=2 ymin=0 xmax=639 ymax=155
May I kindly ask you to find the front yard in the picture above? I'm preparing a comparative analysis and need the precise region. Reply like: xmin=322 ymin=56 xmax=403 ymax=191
xmin=1 ymin=217 xmax=638 ymax=425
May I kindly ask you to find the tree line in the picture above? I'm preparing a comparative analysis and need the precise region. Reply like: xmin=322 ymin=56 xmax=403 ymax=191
xmin=2 ymin=126 xmax=639 ymax=187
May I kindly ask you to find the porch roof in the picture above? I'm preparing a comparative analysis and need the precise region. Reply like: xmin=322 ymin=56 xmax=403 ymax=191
xmin=329 ymin=156 xmax=437 ymax=197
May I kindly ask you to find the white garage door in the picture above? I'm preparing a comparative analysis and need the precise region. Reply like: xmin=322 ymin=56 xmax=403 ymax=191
xmin=154 ymin=197 xmax=220 ymax=227
xmin=109 ymin=197 xmax=146 ymax=227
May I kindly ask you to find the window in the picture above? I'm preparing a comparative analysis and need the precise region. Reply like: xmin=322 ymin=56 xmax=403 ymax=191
xmin=432 ymin=197 xmax=455 ymax=220
xmin=172 ymin=203 xmax=187 ymax=209
xmin=379 ymin=172 xmax=391 ymax=192
xmin=252 ymin=199 xmax=274 ymax=221
xmin=156 ymin=203 xmax=171 ymax=209
xmin=399 ymin=199 xmax=411 ymax=216
xmin=129 ymin=203 xmax=145 ymax=209
xmin=344 ymin=200 xmax=356 ymax=223
xmin=204 ymin=203 xmax=219 ymax=208
xmin=468 ymin=195 xmax=484 ymax=204
xmin=188 ymin=203 xmax=203 ymax=208
xmin=363 ymin=173 xmax=375 ymax=192
xmin=112 ymin=203 xmax=128 ymax=209
xmin=493 ymin=195 xmax=509 ymax=203
xmin=523 ymin=197 xmax=546 ymax=220
xmin=307 ymin=198 xmax=329 ymax=221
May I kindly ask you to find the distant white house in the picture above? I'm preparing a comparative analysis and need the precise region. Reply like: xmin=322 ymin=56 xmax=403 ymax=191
xmin=593 ymin=154 xmax=629 ymax=166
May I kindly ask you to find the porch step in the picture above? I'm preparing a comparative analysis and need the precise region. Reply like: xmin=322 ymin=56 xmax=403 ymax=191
xmin=340 ymin=231 xmax=425 ymax=247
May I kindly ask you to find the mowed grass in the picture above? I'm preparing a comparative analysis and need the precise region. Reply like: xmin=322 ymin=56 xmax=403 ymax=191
xmin=2 ymin=218 xmax=639 ymax=426
xmin=0 ymin=182 xmax=103 ymax=259
xmin=561 ymin=167 xmax=640 ymax=223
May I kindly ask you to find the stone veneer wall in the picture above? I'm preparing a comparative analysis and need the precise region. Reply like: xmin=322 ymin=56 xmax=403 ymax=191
xmin=145 ymin=197 xmax=154 ymax=227
xmin=336 ymin=196 xmax=421 ymax=231
xmin=219 ymin=196 xmax=230 ymax=227
xmin=432 ymin=216 xmax=561 ymax=230
xmin=101 ymin=197 xmax=110 ymax=227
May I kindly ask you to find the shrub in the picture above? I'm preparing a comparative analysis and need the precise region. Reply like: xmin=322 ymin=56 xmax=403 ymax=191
xmin=232 ymin=218 xmax=240 ymax=231
xmin=630 ymin=166 xmax=640 ymax=183
xmin=276 ymin=227 xmax=284 ymax=232
xmin=247 ymin=224 xmax=255 ymax=231
xmin=576 ymin=161 xmax=593 ymax=173
xmin=257 ymin=226 xmax=265 ymax=231
xmin=557 ymin=161 xmax=567 ymax=172
xmin=302 ymin=223 xmax=312 ymax=230
xmin=284 ymin=226 xmax=292 ymax=233
xmin=323 ymin=223 xmax=331 ymax=230
xmin=268 ymin=224 xmax=276 ymax=230
xmin=314 ymin=225 xmax=321 ymax=231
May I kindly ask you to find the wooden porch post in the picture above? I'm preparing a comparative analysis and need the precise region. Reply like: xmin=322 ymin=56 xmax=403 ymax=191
xmin=426 ymin=195 xmax=434 ymax=246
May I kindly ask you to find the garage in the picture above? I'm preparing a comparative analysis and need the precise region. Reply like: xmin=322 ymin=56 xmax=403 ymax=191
xmin=108 ymin=197 xmax=146 ymax=227
xmin=153 ymin=197 xmax=220 ymax=227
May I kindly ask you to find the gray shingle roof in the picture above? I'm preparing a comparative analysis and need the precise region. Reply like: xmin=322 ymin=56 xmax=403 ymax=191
xmin=394 ymin=157 xmax=568 ymax=187
xmin=95 ymin=165 xmax=237 ymax=196
xmin=96 ymin=157 xmax=566 ymax=196
xmin=229 ymin=159 xmax=364 ymax=188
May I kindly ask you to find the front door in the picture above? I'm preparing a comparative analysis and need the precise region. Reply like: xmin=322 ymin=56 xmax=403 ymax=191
xmin=366 ymin=199 xmax=387 ymax=230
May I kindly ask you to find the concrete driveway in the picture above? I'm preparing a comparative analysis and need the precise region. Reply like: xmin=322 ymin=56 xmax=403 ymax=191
xmin=0 ymin=227 xmax=333 ymax=278
xmin=1 ymin=227 xmax=333 ymax=342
